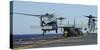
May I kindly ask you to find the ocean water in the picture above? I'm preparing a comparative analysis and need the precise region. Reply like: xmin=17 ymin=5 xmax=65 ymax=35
xmin=13 ymin=34 xmax=63 ymax=41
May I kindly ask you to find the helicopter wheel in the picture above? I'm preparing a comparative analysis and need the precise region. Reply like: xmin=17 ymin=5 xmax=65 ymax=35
xmin=55 ymin=29 xmax=58 ymax=38
xmin=42 ymin=30 xmax=46 ymax=38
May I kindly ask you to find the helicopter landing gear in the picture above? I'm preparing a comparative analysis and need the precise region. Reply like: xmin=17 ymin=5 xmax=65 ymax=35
xmin=42 ymin=30 xmax=46 ymax=39
xmin=55 ymin=29 xmax=58 ymax=37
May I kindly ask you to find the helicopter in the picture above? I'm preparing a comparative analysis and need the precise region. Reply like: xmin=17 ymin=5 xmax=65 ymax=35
xmin=13 ymin=12 xmax=58 ymax=36
xmin=84 ymin=15 xmax=97 ymax=32
xmin=56 ymin=17 xmax=66 ymax=32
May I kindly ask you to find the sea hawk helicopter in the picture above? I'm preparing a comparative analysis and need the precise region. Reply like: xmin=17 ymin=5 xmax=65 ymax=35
xmin=84 ymin=15 xmax=97 ymax=33
xmin=13 ymin=12 xmax=58 ymax=36
xmin=56 ymin=17 xmax=66 ymax=32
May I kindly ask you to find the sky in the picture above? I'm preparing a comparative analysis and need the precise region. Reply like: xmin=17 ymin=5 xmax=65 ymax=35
xmin=12 ymin=1 xmax=97 ymax=34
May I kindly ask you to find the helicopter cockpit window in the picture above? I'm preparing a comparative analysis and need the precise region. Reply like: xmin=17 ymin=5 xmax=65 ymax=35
xmin=42 ymin=16 xmax=50 ymax=24
xmin=42 ymin=15 xmax=56 ymax=24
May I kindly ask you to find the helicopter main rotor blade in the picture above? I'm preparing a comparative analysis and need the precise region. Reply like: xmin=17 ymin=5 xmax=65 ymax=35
xmin=85 ymin=16 xmax=97 ymax=18
xmin=13 ymin=12 xmax=41 ymax=17
xmin=56 ymin=17 xmax=66 ymax=20
xmin=84 ymin=15 xmax=97 ymax=18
